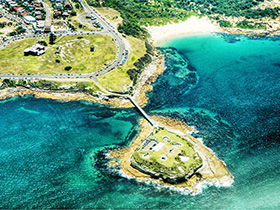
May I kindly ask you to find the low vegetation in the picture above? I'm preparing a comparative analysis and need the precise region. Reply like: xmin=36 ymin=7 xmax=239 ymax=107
xmin=98 ymin=36 xmax=148 ymax=92
xmin=0 ymin=35 xmax=117 ymax=74
xmin=94 ymin=7 xmax=122 ymax=28
xmin=0 ymin=20 xmax=14 ymax=29
xmin=72 ymin=0 xmax=84 ymax=13
xmin=217 ymin=20 xmax=232 ymax=28
xmin=236 ymin=20 xmax=266 ymax=29
xmin=131 ymin=127 xmax=202 ymax=179
xmin=86 ymin=0 xmax=196 ymax=38
xmin=86 ymin=0 xmax=279 ymax=38
xmin=0 ymin=79 xmax=102 ymax=93
xmin=127 ymin=41 xmax=154 ymax=85
xmin=8 ymin=26 xmax=26 ymax=36
xmin=68 ymin=16 xmax=101 ymax=32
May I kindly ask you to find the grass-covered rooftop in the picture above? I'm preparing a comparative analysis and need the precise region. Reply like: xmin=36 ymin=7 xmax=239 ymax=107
xmin=131 ymin=127 xmax=203 ymax=180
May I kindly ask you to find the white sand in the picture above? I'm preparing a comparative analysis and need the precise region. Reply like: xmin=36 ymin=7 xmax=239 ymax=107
xmin=146 ymin=16 xmax=221 ymax=46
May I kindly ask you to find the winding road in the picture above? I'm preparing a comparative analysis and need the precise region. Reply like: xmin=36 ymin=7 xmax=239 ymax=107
xmin=0 ymin=2 xmax=155 ymax=127
xmin=0 ymin=0 xmax=127 ymax=82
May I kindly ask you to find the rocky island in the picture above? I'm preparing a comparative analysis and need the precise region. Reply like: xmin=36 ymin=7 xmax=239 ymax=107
xmin=130 ymin=127 xmax=203 ymax=184
xmin=109 ymin=116 xmax=234 ymax=194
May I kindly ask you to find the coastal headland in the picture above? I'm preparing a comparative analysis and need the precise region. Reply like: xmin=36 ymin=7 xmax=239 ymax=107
xmin=0 ymin=12 xmax=238 ymax=194
xmin=0 ymin=33 xmax=234 ymax=192
xmin=0 ymin=49 xmax=165 ymax=109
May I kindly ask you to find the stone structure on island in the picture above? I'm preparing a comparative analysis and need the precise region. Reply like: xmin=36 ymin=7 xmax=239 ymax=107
xmin=130 ymin=127 xmax=203 ymax=184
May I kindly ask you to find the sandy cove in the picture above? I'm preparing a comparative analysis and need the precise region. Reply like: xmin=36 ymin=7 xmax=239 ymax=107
xmin=146 ymin=16 xmax=221 ymax=46
xmin=147 ymin=15 xmax=280 ymax=46
xmin=109 ymin=116 xmax=234 ymax=194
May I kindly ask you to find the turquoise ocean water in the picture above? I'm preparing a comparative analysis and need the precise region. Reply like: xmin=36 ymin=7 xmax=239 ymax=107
xmin=0 ymin=34 xmax=280 ymax=209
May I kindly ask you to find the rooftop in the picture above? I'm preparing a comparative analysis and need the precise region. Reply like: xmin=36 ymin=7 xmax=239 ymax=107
xmin=131 ymin=127 xmax=203 ymax=181
xmin=24 ymin=43 xmax=45 ymax=56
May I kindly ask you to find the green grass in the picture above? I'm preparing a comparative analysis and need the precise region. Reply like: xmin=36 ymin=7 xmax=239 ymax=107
xmin=95 ymin=7 xmax=122 ymax=27
xmin=131 ymin=128 xmax=202 ymax=178
xmin=124 ymin=36 xmax=147 ymax=70
xmin=1 ymin=78 xmax=102 ymax=93
xmin=97 ymin=67 xmax=132 ymax=91
xmin=98 ymin=36 xmax=146 ymax=91
xmin=236 ymin=20 xmax=267 ymax=30
xmin=0 ymin=35 xmax=117 ymax=75
xmin=53 ymin=80 xmax=102 ymax=92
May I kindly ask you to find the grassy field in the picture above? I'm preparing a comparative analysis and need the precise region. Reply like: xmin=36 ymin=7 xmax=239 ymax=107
xmin=51 ymin=80 xmax=102 ymax=92
xmin=131 ymin=128 xmax=202 ymax=178
xmin=0 ymin=78 xmax=102 ymax=93
xmin=0 ymin=34 xmax=117 ymax=74
xmin=98 ymin=36 xmax=146 ymax=91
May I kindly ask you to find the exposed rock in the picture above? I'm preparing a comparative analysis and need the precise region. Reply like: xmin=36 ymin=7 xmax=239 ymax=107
xmin=109 ymin=117 xmax=234 ymax=193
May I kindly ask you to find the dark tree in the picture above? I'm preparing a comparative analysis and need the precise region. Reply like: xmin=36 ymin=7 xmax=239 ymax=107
xmin=49 ymin=33 xmax=57 ymax=45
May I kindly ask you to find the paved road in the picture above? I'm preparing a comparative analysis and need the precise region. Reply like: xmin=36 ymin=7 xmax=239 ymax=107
xmin=78 ymin=0 xmax=127 ymax=77
xmin=0 ymin=1 xmax=127 ymax=81
xmin=42 ymin=0 xmax=52 ymax=25
xmin=0 ymin=30 xmax=103 ymax=49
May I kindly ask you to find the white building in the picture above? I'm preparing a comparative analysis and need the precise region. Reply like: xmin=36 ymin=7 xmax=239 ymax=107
xmin=37 ymin=20 xmax=45 ymax=28
xmin=35 ymin=11 xmax=41 ymax=16
xmin=32 ymin=21 xmax=45 ymax=33
xmin=23 ymin=15 xmax=36 ymax=24
xmin=24 ymin=44 xmax=45 ymax=56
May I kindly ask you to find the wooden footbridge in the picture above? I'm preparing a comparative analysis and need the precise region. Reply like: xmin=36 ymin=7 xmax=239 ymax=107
xmin=127 ymin=96 xmax=154 ymax=127
xmin=92 ymin=77 xmax=154 ymax=127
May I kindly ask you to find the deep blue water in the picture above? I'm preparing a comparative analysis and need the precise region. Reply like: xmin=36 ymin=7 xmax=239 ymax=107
xmin=0 ymin=34 xmax=280 ymax=209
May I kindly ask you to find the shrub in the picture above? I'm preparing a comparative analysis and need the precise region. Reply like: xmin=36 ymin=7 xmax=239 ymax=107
xmin=76 ymin=82 xmax=87 ymax=90
xmin=1 ymin=79 xmax=16 ymax=88
xmin=49 ymin=33 xmax=57 ymax=45
xmin=65 ymin=66 xmax=72 ymax=71
xmin=218 ymin=20 xmax=232 ymax=27
xmin=38 ymin=41 xmax=48 ymax=46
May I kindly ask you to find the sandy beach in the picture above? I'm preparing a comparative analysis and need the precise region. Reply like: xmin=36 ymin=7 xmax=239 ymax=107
xmin=146 ymin=16 xmax=221 ymax=46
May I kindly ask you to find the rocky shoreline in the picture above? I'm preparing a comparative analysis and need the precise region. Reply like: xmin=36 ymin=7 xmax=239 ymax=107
xmin=109 ymin=116 xmax=234 ymax=194
xmin=0 ymin=45 xmax=233 ymax=194
xmin=132 ymin=49 xmax=165 ymax=107
xmin=220 ymin=27 xmax=280 ymax=37
xmin=0 ymin=86 xmax=129 ymax=107
xmin=0 ymin=50 xmax=165 ymax=109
